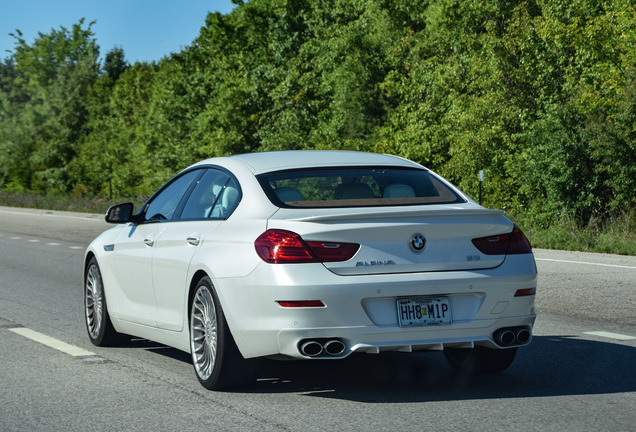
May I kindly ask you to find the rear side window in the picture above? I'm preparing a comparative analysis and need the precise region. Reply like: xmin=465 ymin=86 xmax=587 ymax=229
xmin=180 ymin=169 xmax=235 ymax=220
xmin=257 ymin=167 xmax=465 ymax=208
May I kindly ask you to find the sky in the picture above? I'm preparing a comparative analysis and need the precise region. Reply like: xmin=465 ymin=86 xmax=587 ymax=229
xmin=1 ymin=0 xmax=236 ymax=63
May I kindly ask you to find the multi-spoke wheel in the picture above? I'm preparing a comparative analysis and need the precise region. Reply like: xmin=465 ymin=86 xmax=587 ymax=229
xmin=444 ymin=346 xmax=518 ymax=374
xmin=190 ymin=277 xmax=257 ymax=390
xmin=84 ymin=257 xmax=125 ymax=346
xmin=190 ymin=283 xmax=218 ymax=381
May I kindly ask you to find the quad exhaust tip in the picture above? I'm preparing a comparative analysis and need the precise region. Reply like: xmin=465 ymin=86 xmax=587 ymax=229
xmin=324 ymin=340 xmax=346 ymax=356
xmin=494 ymin=327 xmax=532 ymax=347
xmin=299 ymin=339 xmax=346 ymax=357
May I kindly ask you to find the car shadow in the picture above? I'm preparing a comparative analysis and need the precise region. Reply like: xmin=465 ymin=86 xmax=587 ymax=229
xmin=246 ymin=335 xmax=636 ymax=402
xmin=134 ymin=334 xmax=636 ymax=400
xmin=126 ymin=338 xmax=193 ymax=364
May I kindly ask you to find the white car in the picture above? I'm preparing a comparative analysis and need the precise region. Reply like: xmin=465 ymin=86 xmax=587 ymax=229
xmin=84 ymin=150 xmax=537 ymax=390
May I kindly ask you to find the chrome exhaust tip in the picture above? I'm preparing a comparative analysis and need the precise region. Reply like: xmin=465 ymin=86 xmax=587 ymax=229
xmin=300 ymin=341 xmax=323 ymax=357
xmin=494 ymin=329 xmax=516 ymax=346
xmin=515 ymin=328 xmax=532 ymax=344
xmin=324 ymin=340 xmax=346 ymax=356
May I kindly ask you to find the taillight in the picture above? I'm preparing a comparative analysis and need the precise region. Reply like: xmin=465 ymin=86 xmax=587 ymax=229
xmin=305 ymin=241 xmax=360 ymax=262
xmin=255 ymin=229 xmax=359 ymax=264
xmin=472 ymin=226 xmax=532 ymax=255
xmin=255 ymin=230 xmax=315 ymax=263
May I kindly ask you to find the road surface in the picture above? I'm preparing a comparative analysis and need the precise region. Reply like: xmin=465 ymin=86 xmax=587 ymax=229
xmin=1 ymin=206 xmax=634 ymax=431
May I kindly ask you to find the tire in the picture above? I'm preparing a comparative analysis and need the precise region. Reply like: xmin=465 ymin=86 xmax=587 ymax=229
xmin=84 ymin=257 xmax=127 ymax=346
xmin=443 ymin=346 xmax=518 ymax=374
xmin=189 ymin=277 xmax=257 ymax=390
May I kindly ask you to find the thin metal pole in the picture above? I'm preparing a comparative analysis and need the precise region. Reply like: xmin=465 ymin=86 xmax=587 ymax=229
xmin=479 ymin=170 xmax=484 ymax=205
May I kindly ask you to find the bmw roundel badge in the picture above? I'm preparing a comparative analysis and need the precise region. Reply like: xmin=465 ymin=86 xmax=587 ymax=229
xmin=409 ymin=233 xmax=426 ymax=252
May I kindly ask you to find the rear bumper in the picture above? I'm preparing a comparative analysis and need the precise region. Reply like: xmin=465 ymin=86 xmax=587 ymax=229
xmin=213 ymin=254 xmax=537 ymax=359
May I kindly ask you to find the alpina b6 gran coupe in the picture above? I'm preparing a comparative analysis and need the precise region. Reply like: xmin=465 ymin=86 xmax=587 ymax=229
xmin=84 ymin=151 xmax=537 ymax=390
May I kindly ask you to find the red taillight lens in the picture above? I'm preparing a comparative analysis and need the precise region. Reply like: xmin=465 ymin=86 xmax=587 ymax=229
xmin=305 ymin=241 xmax=360 ymax=262
xmin=255 ymin=229 xmax=359 ymax=264
xmin=255 ymin=229 xmax=316 ymax=263
xmin=472 ymin=226 xmax=532 ymax=255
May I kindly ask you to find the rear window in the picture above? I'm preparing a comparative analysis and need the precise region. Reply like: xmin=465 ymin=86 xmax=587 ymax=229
xmin=257 ymin=167 xmax=465 ymax=208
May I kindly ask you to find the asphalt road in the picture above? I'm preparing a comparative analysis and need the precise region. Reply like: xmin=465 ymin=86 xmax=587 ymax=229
xmin=1 ymin=206 xmax=635 ymax=431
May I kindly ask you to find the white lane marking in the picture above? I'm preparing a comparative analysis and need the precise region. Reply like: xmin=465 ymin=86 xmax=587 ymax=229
xmin=9 ymin=328 xmax=96 ymax=357
xmin=584 ymin=331 xmax=636 ymax=341
xmin=536 ymin=258 xmax=636 ymax=270
xmin=1 ymin=232 xmax=82 ymax=249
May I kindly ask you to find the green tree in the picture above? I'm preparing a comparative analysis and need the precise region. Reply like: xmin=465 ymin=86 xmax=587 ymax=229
xmin=103 ymin=46 xmax=128 ymax=81
xmin=0 ymin=57 xmax=32 ymax=190
xmin=77 ymin=62 xmax=155 ymax=197
xmin=8 ymin=19 xmax=100 ymax=193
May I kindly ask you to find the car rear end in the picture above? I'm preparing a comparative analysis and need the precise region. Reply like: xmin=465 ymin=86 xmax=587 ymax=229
xmin=218 ymin=159 xmax=536 ymax=365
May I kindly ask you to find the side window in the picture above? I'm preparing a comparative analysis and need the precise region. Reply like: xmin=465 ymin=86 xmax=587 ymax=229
xmin=180 ymin=169 xmax=230 ymax=220
xmin=144 ymin=170 xmax=200 ymax=222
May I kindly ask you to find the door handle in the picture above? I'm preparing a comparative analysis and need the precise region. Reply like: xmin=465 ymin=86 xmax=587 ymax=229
xmin=187 ymin=236 xmax=200 ymax=246
xmin=144 ymin=238 xmax=155 ymax=247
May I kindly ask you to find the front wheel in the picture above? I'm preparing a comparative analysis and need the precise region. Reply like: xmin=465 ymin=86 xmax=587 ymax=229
xmin=443 ymin=346 xmax=518 ymax=374
xmin=84 ymin=257 xmax=127 ymax=346
xmin=189 ymin=277 xmax=257 ymax=390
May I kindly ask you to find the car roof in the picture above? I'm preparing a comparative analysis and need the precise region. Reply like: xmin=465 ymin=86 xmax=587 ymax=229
xmin=196 ymin=150 xmax=424 ymax=174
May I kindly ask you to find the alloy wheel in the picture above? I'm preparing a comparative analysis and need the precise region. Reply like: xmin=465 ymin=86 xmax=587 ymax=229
xmin=190 ymin=285 xmax=218 ymax=381
xmin=85 ymin=263 xmax=103 ymax=340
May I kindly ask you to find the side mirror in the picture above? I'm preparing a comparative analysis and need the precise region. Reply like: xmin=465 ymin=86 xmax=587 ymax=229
xmin=105 ymin=202 xmax=135 ymax=224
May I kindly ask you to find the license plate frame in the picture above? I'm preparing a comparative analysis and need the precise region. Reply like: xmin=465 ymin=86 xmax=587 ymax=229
xmin=397 ymin=296 xmax=452 ymax=327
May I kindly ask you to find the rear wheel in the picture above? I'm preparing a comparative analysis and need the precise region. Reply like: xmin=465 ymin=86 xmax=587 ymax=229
xmin=443 ymin=346 xmax=518 ymax=374
xmin=84 ymin=257 xmax=127 ymax=346
xmin=189 ymin=276 xmax=257 ymax=390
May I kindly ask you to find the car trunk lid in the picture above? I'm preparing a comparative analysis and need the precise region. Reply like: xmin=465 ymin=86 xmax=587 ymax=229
xmin=267 ymin=205 xmax=512 ymax=275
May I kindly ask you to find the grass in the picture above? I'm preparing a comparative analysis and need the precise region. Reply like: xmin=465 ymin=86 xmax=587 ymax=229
xmin=2 ymin=190 xmax=634 ymax=256
xmin=511 ymin=211 xmax=636 ymax=256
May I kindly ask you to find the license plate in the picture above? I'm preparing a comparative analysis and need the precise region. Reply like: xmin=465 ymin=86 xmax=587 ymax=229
xmin=397 ymin=297 xmax=452 ymax=327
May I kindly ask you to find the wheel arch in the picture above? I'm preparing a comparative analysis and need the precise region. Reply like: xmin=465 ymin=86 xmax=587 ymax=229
xmin=84 ymin=251 xmax=96 ymax=278
xmin=188 ymin=269 xmax=210 ymax=318
xmin=186 ymin=270 xmax=249 ymax=358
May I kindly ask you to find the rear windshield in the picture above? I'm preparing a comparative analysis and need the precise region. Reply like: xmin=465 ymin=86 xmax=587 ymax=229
xmin=257 ymin=167 xmax=466 ymax=208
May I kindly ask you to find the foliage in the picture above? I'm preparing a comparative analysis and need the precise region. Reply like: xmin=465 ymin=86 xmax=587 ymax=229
xmin=1 ymin=19 xmax=100 ymax=193
xmin=511 ymin=210 xmax=636 ymax=256
xmin=1 ymin=0 xmax=635 ymax=253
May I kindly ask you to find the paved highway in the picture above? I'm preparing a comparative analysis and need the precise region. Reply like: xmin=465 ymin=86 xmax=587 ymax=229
xmin=1 ymin=206 xmax=635 ymax=431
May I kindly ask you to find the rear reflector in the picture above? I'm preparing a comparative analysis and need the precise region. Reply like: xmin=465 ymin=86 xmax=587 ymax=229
xmin=472 ymin=226 xmax=532 ymax=255
xmin=276 ymin=300 xmax=325 ymax=308
xmin=514 ymin=288 xmax=536 ymax=297
xmin=255 ymin=229 xmax=359 ymax=264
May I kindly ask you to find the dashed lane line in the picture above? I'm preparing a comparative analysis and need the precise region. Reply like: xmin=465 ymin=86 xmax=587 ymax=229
xmin=1 ymin=233 xmax=84 ymax=250
xmin=9 ymin=327 xmax=96 ymax=357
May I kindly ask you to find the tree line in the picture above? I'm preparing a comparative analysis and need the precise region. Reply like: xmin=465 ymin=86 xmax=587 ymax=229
xmin=1 ymin=0 xmax=635 ymax=227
